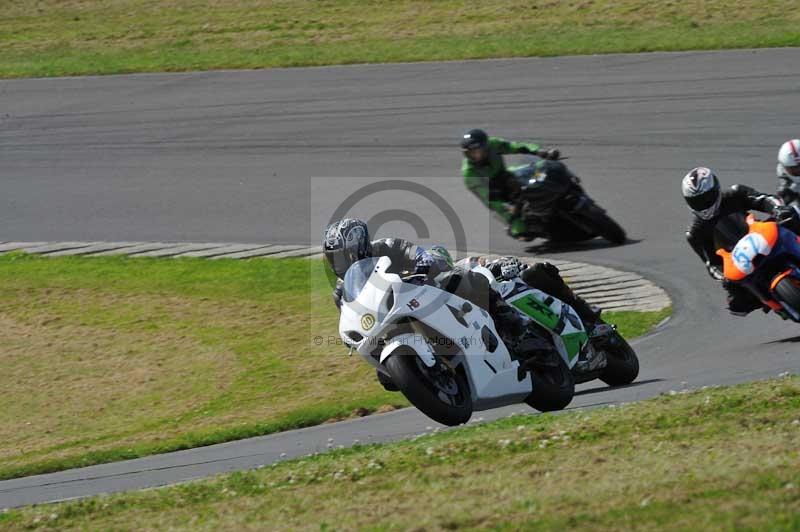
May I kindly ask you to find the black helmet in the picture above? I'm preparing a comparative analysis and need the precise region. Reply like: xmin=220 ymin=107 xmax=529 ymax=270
xmin=323 ymin=218 xmax=372 ymax=278
xmin=461 ymin=129 xmax=489 ymax=164
xmin=460 ymin=128 xmax=488 ymax=151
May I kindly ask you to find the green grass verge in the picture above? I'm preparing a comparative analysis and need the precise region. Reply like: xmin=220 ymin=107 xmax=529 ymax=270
xmin=0 ymin=253 xmax=667 ymax=480
xmin=1 ymin=1 xmax=799 ymax=78
xmin=2 ymin=376 xmax=798 ymax=530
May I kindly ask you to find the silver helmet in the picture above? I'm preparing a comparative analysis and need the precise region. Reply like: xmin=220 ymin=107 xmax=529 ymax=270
xmin=682 ymin=167 xmax=721 ymax=220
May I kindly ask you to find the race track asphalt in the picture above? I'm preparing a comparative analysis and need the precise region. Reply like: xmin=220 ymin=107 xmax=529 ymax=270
xmin=2 ymin=47 xmax=800 ymax=508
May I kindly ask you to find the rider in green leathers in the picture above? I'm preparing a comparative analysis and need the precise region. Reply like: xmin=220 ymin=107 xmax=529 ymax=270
xmin=461 ymin=129 xmax=560 ymax=238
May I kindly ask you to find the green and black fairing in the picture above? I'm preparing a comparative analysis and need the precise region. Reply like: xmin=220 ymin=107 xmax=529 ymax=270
xmin=503 ymin=284 xmax=589 ymax=363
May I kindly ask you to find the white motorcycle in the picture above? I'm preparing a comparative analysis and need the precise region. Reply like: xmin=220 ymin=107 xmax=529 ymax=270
xmin=338 ymin=256 xmax=609 ymax=426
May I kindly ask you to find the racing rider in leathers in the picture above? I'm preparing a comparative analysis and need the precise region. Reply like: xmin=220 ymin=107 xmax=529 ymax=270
xmin=323 ymin=219 xmax=536 ymax=388
xmin=681 ymin=166 xmax=797 ymax=316
xmin=460 ymin=129 xmax=560 ymax=239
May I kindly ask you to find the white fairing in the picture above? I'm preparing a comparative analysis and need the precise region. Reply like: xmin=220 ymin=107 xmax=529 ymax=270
xmin=339 ymin=256 xmax=532 ymax=411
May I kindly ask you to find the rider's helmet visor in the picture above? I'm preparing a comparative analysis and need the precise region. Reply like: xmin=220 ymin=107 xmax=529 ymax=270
xmin=686 ymin=187 xmax=718 ymax=213
xmin=785 ymin=165 xmax=800 ymax=177
xmin=323 ymin=246 xmax=360 ymax=279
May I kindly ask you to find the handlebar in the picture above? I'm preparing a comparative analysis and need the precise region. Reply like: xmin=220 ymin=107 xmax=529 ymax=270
xmin=402 ymin=274 xmax=428 ymax=285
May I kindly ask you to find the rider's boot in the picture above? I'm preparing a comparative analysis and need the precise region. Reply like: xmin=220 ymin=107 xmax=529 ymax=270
xmin=522 ymin=262 xmax=599 ymax=330
xmin=489 ymin=293 xmax=556 ymax=365
xmin=507 ymin=217 xmax=535 ymax=242
xmin=570 ymin=293 xmax=601 ymax=332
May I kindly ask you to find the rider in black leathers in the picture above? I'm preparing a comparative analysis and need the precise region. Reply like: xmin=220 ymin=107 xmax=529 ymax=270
xmin=681 ymin=167 xmax=794 ymax=315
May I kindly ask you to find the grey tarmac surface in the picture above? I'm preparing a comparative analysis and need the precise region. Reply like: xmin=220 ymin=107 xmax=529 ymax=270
xmin=2 ymin=48 xmax=800 ymax=508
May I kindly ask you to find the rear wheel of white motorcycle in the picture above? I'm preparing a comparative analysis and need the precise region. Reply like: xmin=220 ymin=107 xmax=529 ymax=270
xmin=525 ymin=356 xmax=575 ymax=412
xmin=384 ymin=348 xmax=472 ymax=426
xmin=599 ymin=334 xmax=639 ymax=386
xmin=774 ymin=276 xmax=800 ymax=313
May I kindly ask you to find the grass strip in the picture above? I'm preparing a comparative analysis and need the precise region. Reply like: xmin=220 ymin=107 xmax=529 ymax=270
xmin=0 ymin=253 xmax=666 ymax=479
xmin=1 ymin=1 xmax=799 ymax=78
xmin=2 ymin=376 xmax=798 ymax=530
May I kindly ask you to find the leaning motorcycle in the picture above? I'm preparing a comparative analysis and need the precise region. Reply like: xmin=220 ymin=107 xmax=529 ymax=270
xmin=478 ymin=260 xmax=640 ymax=387
xmin=717 ymin=214 xmax=800 ymax=321
xmin=510 ymin=157 xmax=627 ymax=245
xmin=338 ymin=256 xmax=637 ymax=426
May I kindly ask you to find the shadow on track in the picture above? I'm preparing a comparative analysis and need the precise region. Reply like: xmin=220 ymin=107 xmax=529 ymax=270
xmin=574 ymin=377 xmax=664 ymax=397
xmin=765 ymin=335 xmax=800 ymax=344
xmin=523 ymin=238 xmax=643 ymax=256
xmin=563 ymin=400 xmax=616 ymax=410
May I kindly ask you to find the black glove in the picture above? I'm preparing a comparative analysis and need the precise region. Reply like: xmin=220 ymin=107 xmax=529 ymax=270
xmin=773 ymin=206 xmax=797 ymax=226
xmin=333 ymin=286 xmax=343 ymax=309
xmin=536 ymin=148 xmax=560 ymax=160
xmin=507 ymin=202 xmax=521 ymax=218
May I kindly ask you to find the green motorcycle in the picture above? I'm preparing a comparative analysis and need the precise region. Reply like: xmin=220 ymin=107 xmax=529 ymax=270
xmin=468 ymin=259 xmax=640 ymax=410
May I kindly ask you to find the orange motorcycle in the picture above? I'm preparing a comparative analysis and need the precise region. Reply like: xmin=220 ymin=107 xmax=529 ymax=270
xmin=717 ymin=214 xmax=800 ymax=321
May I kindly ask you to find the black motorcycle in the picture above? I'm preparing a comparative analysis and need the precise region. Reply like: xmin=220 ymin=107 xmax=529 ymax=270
xmin=510 ymin=158 xmax=626 ymax=245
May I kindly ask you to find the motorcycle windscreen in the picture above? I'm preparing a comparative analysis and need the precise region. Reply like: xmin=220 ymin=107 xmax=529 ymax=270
xmin=712 ymin=212 xmax=749 ymax=252
xmin=519 ymin=161 xmax=573 ymax=212
xmin=342 ymin=257 xmax=381 ymax=303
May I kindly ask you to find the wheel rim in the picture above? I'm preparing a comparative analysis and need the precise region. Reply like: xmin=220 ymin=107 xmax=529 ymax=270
xmin=414 ymin=358 xmax=467 ymax=407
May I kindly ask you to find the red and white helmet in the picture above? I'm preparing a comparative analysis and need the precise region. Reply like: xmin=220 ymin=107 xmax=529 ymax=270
xmin=778 ymin=139 xmax=800 ymax=178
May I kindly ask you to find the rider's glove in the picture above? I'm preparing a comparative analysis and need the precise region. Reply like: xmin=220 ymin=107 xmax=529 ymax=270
xmin=536 ymin=148 xmax=560 ymax=160
xmin=499 ymin=257 xmax=524 ymax=280
xmin=706 ymin=261 xmax=724 ymax=282
xmin=773 ymin=205 xmax=797 ymax=226
xmin=333 ymin=285 xmax=343 ymax=309
xmin=507 ymin=202 xmax=521 ymax=218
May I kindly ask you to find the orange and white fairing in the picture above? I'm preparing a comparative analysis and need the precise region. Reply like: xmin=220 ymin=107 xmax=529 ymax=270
xmin=716 ymin=215 xmax=779 ymax=281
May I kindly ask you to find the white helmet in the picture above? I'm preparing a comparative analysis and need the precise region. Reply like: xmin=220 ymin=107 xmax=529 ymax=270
xmin=681 ymin=167 xmax=721 ymax=220
xmin=778 ymin=139 xmax=800 ymax=177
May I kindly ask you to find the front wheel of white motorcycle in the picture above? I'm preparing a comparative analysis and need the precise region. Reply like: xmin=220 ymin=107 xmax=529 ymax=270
xmin=384 ymin=347 xmax=472 ymax=426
